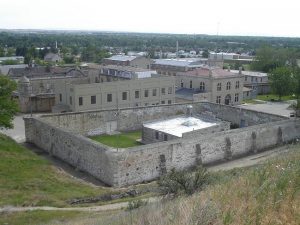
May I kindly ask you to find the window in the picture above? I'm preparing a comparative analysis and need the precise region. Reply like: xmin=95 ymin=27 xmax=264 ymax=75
xmin=200 ymin=82 xmax=205 ymax=91
xmin=245 ymin=76 xmax=247 ymax=81
xmin=235 ymin=81 xmax=240 ymax=89
xmin=226 ymin=82 xmax=231 ymax=90
xmin=168 ymin=100 xmax=172 ymax=104
xmin=217 ymin=83 xmax=221 ymax=91
xmin=79 ymin=97 xmax=83 ymax=106
xmin=155 ymin=131 xmax=159 ymax=140
xmin=251 ymin=77 xmax=254 ymax=82
xmin=122 ymin=92 xmax=127 ymax=100
xmin=164 ymin=134 xmax=168 ymax=141
xmin=107 ymin=93 xmax=112 ymax=102
xmin=216 ymin=96 xmax=221 ymax=104
xmin=235 ymin=93 xmax=239 ymax=102
xmin=168 ymin=87 xmax=172 ymax=94
xmin=152 ymin=89 xmax=157 ymax=96
xmin=190 ymin=80 xmax=193 ymax=89
xmin=161 ymin=88 xmax=166 ymax=95
xmin=181 ymin=79 xmax=184 ymax=88
xmin=255 ymin=77 xmax=258 ymax=82
xmin=91 ymin=95 xmax=96 ymax=104
xmin=69 ymin=96 xmax=72 ymax=105
xmin=144 ymin=90 xmax=149 ymax=97
xmin=135 ymin=90 xmax=139 ymax=99
xmin=59 ymin=93 xmax=62 ymax=102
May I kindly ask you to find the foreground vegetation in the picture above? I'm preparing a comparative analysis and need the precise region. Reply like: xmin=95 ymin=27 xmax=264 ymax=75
xmin=61 ymin=144 xmax=300 ymax=225
xmin=90 ymin=131 xmax=142 ymax=148
xmin=0 ymin=134 xmax=112 ymax=207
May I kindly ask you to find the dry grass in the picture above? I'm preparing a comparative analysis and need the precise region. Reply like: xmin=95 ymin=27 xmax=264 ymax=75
xmin=55 ymin=144 xmax=300 ymax=225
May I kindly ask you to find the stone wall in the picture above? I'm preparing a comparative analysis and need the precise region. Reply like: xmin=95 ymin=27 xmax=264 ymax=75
xmin=24 ymin=113 xmax=300 ymax=187
xmin=40 ymin=102 xmax=285 ymax=135
xmin=114 ymin=119 xmax=300 ymax=186
xmin=24 ymin=116 xmax=119 ymax=186
xmin=182 ymin=121 xmax=230 ymax=139
xmin=199 ymin=102 xmax=285 ymax=126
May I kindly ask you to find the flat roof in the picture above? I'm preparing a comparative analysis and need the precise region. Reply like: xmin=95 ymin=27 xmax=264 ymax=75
xmin=153 ymin=58 xmax=207 ymax=67
xmin=231 ymin=70 xmax=267 ymax=77
xmin=105 ymin=55 xmax=139 ymax=62
xmin=100 ymin=65 xmax=155 ymax=73
xmin=143 ymin=116 xmax=217 ymax=137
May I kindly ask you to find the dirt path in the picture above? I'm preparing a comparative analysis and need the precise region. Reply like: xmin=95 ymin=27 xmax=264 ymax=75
xmin=0 ymin=197 xmax=159 ymax=213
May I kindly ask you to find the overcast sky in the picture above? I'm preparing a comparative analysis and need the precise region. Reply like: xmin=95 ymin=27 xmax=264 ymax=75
xmin=0 ymin=0 xmax=299 ymax=37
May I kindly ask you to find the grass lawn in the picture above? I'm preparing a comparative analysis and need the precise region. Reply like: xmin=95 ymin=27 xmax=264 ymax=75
xmin=242 ymin=99 xmax=264 ymax=104
xmin=0 ymin=134 xmax=111 ymax=207
xmin=90 ymin=131 xmax=142 ymax=148
xmin=256 ymin=94 xmax=297 ymax=101
xmin=0 ymin=211 xmax=91 ymax=225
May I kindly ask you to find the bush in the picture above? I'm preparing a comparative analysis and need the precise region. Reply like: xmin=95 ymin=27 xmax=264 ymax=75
xmin=158 ymin=166 xmax=209 ymax=196
xmin=126 ymin=199 xmax=148 ymax=211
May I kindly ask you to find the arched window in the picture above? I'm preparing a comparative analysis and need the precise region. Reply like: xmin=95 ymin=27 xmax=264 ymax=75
xmin=235 ymin=81 xmax=240 ymax=89
xmin=199 ymin=82 xmax=205 ymax=91
xmin=226 ymin=82 xmax=231 ymax=90
xmin=217 ymin=83 xmax=221 ymax=91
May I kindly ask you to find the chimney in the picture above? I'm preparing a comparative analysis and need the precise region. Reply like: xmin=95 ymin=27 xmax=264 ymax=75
xmin=186 ymin=105 xmax=193 ymax=117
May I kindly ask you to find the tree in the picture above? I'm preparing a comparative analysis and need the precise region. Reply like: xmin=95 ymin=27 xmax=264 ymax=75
xmin=294 ymin=68 xmax=300 ymax=109
xmin=0 ymin=76 xmax=19 ymax=129
xmin=268 ymin=67 xmax=293 ymax=100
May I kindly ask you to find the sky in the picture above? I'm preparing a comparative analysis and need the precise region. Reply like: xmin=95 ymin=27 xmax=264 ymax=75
xmin=0 ymin=0 xmax=299 ymax=37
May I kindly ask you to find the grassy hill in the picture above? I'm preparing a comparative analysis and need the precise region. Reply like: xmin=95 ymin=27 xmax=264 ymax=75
xmin=59 ymin=144 xmax=300 ymax=225
xmin=1 ymin=133 xmax=300 ymax=225
xmin=0 ymin=134 xmax=112 ymax=207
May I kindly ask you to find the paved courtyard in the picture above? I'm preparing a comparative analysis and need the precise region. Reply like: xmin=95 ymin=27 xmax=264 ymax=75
xmin=238 ymin=101 xmax=295 ymax=117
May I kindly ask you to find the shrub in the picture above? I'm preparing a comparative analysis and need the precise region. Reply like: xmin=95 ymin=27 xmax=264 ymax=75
xmin=158 ymin=166 xmax=209 ymax=196
xmin=126 ymin=199 xmax=148 ymax=211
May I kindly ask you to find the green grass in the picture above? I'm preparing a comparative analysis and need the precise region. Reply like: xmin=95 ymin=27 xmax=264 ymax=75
xmin=0 ymin=134 xmax=111 ymax=207
xmin=90 ymin=131 xmax=142 ymax=148
xmin=242 ymin=99 xmax=264 ymax=104
xmin=0 ymin=211 xmax=90 ymax=225
xmin=256 ymin=94 xmax=297 ymax=101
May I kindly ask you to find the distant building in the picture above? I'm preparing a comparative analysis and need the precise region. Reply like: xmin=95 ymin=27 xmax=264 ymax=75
xmin=8 ymin=66 xmax=87 ymax=80
xmin=15 ymin=67 xmax=89 ymax=113
xmin=151 ymin=58 xmax=207 ymax=76
xmin=175 ymin=66 xmax=244 ymax=105
xmin=0 ymin=56 xmax=24 ymax=64
xmin=44 ymin=53 xmax=62 ymax=63
xmin=103 ymin=55 xmax=152 ymax=69
xmin=231 ymin=70 xmax=270 ymax=95
xmin=0 ymin=64 xmax=27 ymax=75
xmin=209 ymin=52 xmax=254 ymax=64
xmin=56 ymin=75 xmax=175 ymax=112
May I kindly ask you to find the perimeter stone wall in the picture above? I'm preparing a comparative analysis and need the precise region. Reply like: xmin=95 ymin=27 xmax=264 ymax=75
xmin=24 ymin=102 xmax=299 ymax=187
